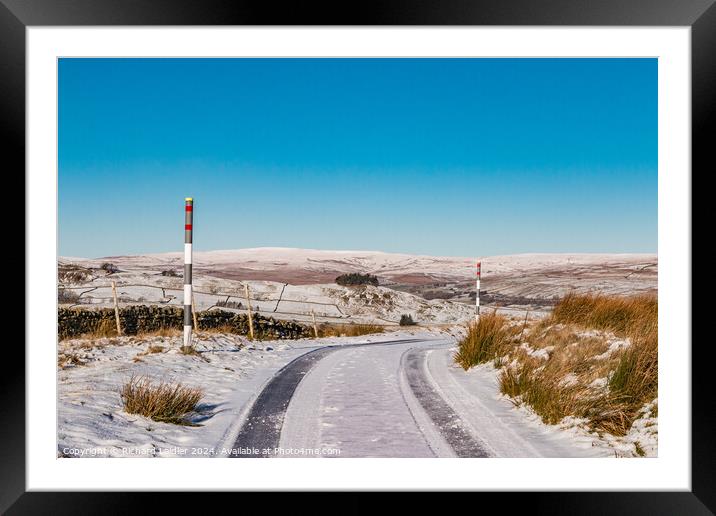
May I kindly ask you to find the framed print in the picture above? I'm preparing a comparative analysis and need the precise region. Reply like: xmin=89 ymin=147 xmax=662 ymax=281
xmin=4 ymin=0 xmax=712 ymax=512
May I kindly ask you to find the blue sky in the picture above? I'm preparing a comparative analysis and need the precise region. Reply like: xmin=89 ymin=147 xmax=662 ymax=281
xmin=59 ymin=58 xmax=657 ymax=258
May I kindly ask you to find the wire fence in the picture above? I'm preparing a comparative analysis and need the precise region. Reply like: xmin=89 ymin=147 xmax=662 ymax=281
xmin=58 ymin=280 xmax=556 ymax=328
xmin=58 ymin=282 xmax=408 ymax=326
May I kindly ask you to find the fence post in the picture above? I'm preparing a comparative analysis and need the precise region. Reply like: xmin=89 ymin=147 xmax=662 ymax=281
xmin=475 ymin=261 xmax=481 ymax=324
xmin=311 ymin=309 xmax=318 ymax=338
xmin=111 ymin=280 xmax=122 ymax=336
xmin=183 ymin=197 xmax=194 ymax=348
xmin=244 ymin=283 xmax=255 ymax=340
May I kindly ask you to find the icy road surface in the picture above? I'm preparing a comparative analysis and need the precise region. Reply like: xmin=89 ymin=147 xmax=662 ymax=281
xmin=230 ymin=337 xmax=611 ymax=458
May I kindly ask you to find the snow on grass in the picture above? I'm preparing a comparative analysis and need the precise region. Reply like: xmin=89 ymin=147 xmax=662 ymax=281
xmin=593 ymin=336 xmax=632 ymax=360
xmin=520 ymin=342 xmax=553 ymax=360
xmin=557 ymin=399 xmax=658 ymax=457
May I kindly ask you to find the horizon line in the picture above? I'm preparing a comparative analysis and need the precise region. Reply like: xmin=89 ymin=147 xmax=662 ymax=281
xmin=59 ymin=246 xmax=659 ymax=261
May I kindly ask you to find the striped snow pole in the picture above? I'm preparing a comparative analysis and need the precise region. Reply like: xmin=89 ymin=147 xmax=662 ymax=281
xmin=475 ymin=261 xmax=481 ymax=323
xmin=183 ymin=197 xmax=194 ymax=348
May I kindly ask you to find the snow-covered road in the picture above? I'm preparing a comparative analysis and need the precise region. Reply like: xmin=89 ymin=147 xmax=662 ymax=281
xmin=278 ymin=339 xmax=445 ymax=458
xmin=228 ymin=337 xmax=612 ymax=458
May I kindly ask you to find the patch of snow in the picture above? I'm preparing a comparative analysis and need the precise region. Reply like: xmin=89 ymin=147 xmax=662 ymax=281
xmin=559 ymin=373 xmax=579 ymax=387
xmin=520 ymin=343 xmax=553 ymax=360
xmin=594 ymin=337 xmax=632 ymax=360
xmin=556 ymin=399 xmax=658 ymax=458
xmin=589 ymin=377 xmax=608 ymax=390
xmin=575 ymin=329 xmax=605 ymax=339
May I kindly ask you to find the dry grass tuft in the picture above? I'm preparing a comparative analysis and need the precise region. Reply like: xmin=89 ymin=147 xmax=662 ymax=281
xmin=58 ymin=353 xmax=86 ymax=368
xmin=551 ymin=292 xmax=657 ymax=337
xmin=69 ymin=324 xmax=181 ymax=342
xmin=317 ymin=323 xmax=386 ymax=338
xmin=120 ymin=375 xmax=203 ymax=425
xmin=198 ymin=324 xmax=238 ymax=335
xmin=453 ymin=313 xmax=513 ymax=370
xmin=179 ymin=346 xmax=209 ymax=362
xmin=92 ymin=318 xmax=119 ymax=339
xmin=134 ymin=343 xmax=169 ymax=359
xmin=140 ymin=326 xmax=181 ymax=338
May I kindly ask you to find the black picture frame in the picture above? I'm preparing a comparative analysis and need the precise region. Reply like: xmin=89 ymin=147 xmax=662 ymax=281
xmin=4 ymin=0 xmax=710 ymax=512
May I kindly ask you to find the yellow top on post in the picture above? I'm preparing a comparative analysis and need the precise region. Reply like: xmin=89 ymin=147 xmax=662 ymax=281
xmin=185 ymin=197 xmax=193 ymax=201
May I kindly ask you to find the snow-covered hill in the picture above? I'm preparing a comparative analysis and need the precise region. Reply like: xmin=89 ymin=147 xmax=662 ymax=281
xmin=60 ymin=247 xmax=657 ymax=313
xmin=65 ymin=247 xmax=656 ymax=283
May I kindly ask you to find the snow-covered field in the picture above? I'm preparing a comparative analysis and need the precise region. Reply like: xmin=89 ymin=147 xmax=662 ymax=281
xmin=59 ymin=247 xmax=657 ymax=323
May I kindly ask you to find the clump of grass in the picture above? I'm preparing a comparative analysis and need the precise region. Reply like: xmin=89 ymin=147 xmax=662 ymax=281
xmin=634 ymin=441 xmax=646 ymax=457
xmin=454 ymin=313 xmax=512 ymax=370
xmin=550 ymin=292 xmax=657 ymax=337
xmin=141 ymin=326 xmax=181 ymax=338
xmin=179 ymin=346 xmax=209 ymax=362
xmin=58 ymin=353 xmax=86 ymax=368
xmin=134 ymin=344 xmax=167 ymax=360
xmin=318 ymin=323 xmax=385 ymax=337
xmin=71 ymin=324 xmax=181 ymax=342
xmin=93 ymin=318 xmax=119 ymax=338
xmin=490 ymin=293 xmax=658 ymax=437
xmin=68 ymin=318 xmax=120 ymax=341
xmin=606 ymin=323 xmax=658 ymax=430
xmin=498 ymin=346 xmax=602 ymax=426
xmin=198 ymin=324 xmax=237 ymax=335
xmin=120 ymin=375 xmax=203 ymax=425
xmin=343 ymin=324 xmax=385 ymax=337
xmin=317 ymin=324 xmax=340 ymax=337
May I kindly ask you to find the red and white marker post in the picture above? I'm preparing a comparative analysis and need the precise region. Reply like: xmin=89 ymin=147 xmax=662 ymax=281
xmin=183 ymin=197 xmax=194 ymax=348
xmin=475 ymin=261 xmax=481 ymax=323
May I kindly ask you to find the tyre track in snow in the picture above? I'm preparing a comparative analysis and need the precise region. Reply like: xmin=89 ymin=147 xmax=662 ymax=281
xmin=403 ymin=347 xmax=493 ymax=457
xmin=230 ymin=338 xmax=425 ymax=458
